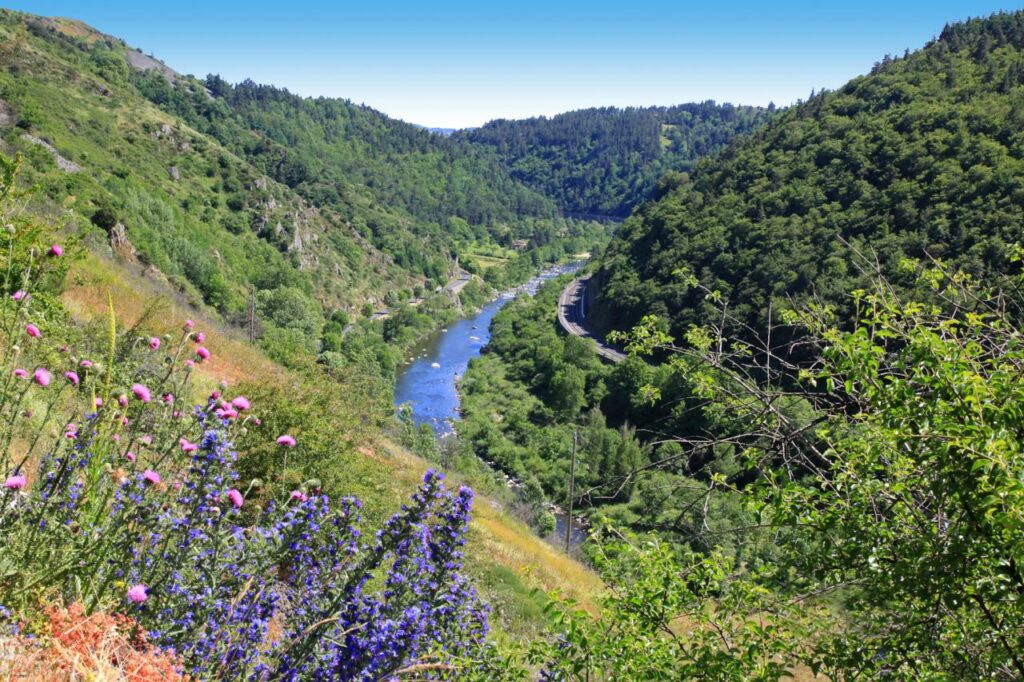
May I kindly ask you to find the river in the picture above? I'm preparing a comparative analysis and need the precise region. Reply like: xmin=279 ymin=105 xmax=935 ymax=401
xmin=394 ymin=260 xmax=584 ymax=434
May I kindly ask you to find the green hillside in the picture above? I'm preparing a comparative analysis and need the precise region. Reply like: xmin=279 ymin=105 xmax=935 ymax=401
xmin=592 ymin=12 xmax=1024 ymax=338
xmin=0 ymin=10 xmax=591 ymax=336
xmin=456 ymin=103 xmax=772 ymax=217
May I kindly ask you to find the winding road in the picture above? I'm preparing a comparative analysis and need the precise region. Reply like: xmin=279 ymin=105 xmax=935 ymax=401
xmin=557 ymin=276 xmax=626 ymax=364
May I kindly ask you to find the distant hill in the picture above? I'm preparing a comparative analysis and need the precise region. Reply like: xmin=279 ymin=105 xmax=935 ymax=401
xmin=456 ymin=103 xmax=772 ymax=217
xmin=591 ymin=11 xmax=1024 ymax=338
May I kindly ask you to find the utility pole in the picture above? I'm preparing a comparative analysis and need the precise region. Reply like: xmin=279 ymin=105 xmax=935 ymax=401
xmin=247 ymin=286 xmax=256 ymax=344
xmin=565 ymin=430 xmax=577 ymax=554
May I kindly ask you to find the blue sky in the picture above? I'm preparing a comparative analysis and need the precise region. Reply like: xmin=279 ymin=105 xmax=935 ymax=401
xmin=6 ymin=1 xmax=1021 ymax=127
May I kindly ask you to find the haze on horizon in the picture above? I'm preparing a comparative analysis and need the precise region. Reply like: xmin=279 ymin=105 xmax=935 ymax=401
xmin=5 ymin=0 xmax=1019 ymax=128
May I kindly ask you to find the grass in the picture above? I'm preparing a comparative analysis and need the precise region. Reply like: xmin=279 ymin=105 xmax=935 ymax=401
xmin=60 ymin=251 xmax=604 ymax=641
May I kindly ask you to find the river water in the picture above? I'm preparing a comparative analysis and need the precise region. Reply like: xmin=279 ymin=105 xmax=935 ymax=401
xmin=394 ymin=261 xmax=584 ymax=434
xmin=393 ymin=260 xmax=589 ymax=549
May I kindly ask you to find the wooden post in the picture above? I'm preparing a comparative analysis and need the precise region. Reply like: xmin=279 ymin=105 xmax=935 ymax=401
xmin=565 ymin=430 xmax=577 ymax=554
xmin=247 ymin=286 xmax=256 ymax=344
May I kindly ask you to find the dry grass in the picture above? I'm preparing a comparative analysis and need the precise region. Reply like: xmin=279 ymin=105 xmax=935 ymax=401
xmin=63 ymin=254 xmax=283 ymax=389
xmin=378 ymin=439 xmax=603 ymax=612
xmin=0 ymin=604 xmax=183 ymax=681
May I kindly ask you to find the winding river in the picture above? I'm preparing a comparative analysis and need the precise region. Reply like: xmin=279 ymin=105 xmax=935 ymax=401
xmin=394 ymin=261 xmax=584 ymax=434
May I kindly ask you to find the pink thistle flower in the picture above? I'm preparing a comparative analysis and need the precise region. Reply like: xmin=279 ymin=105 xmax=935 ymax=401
xmin=4 ymin=474 xmax=27 ymax=490
xmin=162 ymin=393 xmax=174 ymax=405
xmin=112 ymin=434 xmax=121 ymax=442
xmin=149 ymin=337 xmax=160 ymax=350
xmin=121 ymin=417 xmax=129 ymax=426
xmin=289 ymin=490 xmax=308 ymax=503
xmin=226 ymin=489 xmax=244 ymax=508
xmin=215 ymin=407 xmax=238 ymax=420
xmin=172 ymin=410 xmax=182 ymax=419
xmin=230 ymin=396 xmax=251 ymax=410
xmin=126 ymin=452 xmax=136 ymax=462
xmin=24 ymin=324 xmax=40 ymax=338
xmin=140 ymin=435 xmax=153 ymax=446
xmin=48 ymin=244 xmax=63 ymax=257
xmin=79 ymin=359 xmax=93 ymax=368
xmin=11 ymin=290 xmax=27 ymax=301
xmin=194 ymin=332 xmax=206 ymax=343
xmin=65 ymin=424 xmax=77 ymax=439
xmin=33 ymin=368 xmax=51 ymax=387
xmin=94 ymin=397 xmax=103 ymax=408
xmin=210 ymin=390 xmax=221 ymax=400
xmin=117 ymin=394 xmax=128 ymax=407
xmin=12 ymin=368 xmax=27 ymax=379
xmin=195 ymin=347 xmax=210 ymax=361
xmin=142 ymin=470 xmax=161 ymax=485
xmin=184 ymin=319 xmax=194 ymax=329
xmin=126 ymin=584 xmax=148 ymax=604
xmin=276 ymin=434 xmax=297 ymax=448
xmin=64 ymin=371 xmax=79 ymax=386
xmin=131 ymin=383 xmax=151 ymax=403
xmin=179 ymin=438 xmax=198 ymax=453
xmin=185 ymin=359 xmax=195 ymax=368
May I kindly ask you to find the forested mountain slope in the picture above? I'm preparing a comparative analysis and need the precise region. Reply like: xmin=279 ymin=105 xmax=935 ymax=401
xmin=592 ymin=12 xmax=1024 ymax=337
xmin=0 ymin=10 xmax=579 ymax=326
xmin=456 ymin=103 xmax=771 ymax=217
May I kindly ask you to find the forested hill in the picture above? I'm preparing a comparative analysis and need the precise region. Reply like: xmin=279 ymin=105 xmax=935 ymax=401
xmin=455 ymin=103 xmax=772 ymax=217
xmin=0 ymin=10 xmax=578 ymax=322
xmin=142 ymin=75 xmax=565 ymax=269
xmin=591 ymin=11 xmax=1024 ymax=338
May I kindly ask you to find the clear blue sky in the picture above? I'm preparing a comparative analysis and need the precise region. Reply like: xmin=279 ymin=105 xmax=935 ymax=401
xmin=5 ymin=1 xmax=1020 ymax=127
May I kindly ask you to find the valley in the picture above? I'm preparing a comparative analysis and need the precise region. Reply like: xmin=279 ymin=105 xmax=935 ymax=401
xmin=0 ymin=4 xmax=1023 ymax=680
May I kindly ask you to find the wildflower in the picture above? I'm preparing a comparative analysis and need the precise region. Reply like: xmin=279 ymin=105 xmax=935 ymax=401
xmin=127 ymin=584 xmax=148 ymax=604
xmin=4 ymin=474 xmax=27 ymax=490
xmin=79 ymin=359 xmax=93 ymax=368
xmin=180 ymin=438 xmax=198 ymax=453
xmin=131 ymin=384 xmax=152 ymax=403
xmin=184 ymin=319 xmax=194 ymax=329
xmin=12 ymin=368 xmax=27 ymax=379
xmin=94 ymin=397 xmax=103 ymax=408
xmin=277 ymin=434 xmax=297 ymax=448
xmin=11 ymin=290 xmax=27 ymax=301
xmin=215 ymin=407 xmax=238 ymax=420
xmin=48 ymin=244 xmax=63 ymax=257
xmin=289 ymin=490 xmax=308 ymax=503
xmin=149 ymin=337 xmax=161 ymax=351
xmin=140 ymin=435 xmax=153 ymax=446
xmin=126 ymin=452 xmax=136 ymax=462
xmin=162 ymin=393 xmax=174 ymax=405
xmin=64 ymin=371 xmax=79 ymax=386
xmin=231 ymin=396 xmax=251 ymax=410
xmin=210 ymin=390 xmax=221 ymax=400
xmin=253 ymin=418 xmax=262 ymax=426
xmin=33 ymin=368 xmax=51 ymax=386
xmin=185 ymin=359 xmax=195 ymax=369
xmin=112 ymin=434 xmax=121 ymax=442
xmin=226 ymin=489 xmax=244 ymax=508
xmin=25 ymin=324 xmax=40 ymax=338
xmin=142 ymin=470 xmax=161 ymax=485
xmin=117 ymin=394 xmax=128 ymax=407
xmin=65 ymin=424 xmax=77 ymax=439
xmin=195 ymin=332 xmax=206 ymax=343
xmin=196 ymin=347 xmax=210 ymax=361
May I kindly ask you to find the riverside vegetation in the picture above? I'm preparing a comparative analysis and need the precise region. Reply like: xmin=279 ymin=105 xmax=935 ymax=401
xmin=2 ymin=6 xmax=1024 ymax=681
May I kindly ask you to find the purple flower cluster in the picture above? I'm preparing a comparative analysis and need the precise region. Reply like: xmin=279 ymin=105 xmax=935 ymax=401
xmin=4 ymin=412 xmax=488 ymax=680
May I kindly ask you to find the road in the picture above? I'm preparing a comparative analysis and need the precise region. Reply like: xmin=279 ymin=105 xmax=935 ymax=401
xmin=557 ymin=276 xmax=626 ymax=364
